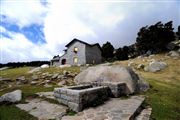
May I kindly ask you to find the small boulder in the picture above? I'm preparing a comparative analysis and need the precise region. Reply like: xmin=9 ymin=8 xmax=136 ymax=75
xmin=128 ymin=61 xmax=134 ymax=67
xmin=0 ymin=67 xmax=9 ymax=71
xmin=40 ymin=64 xmax=49 ymax=69
xmin=57 ymin=80 xmax=66 ymax=86
xmin=28 ymin=67 xmax=41 ymax=73
xmin=59 ymin=64 xmax=71 ymax=68
xmin=16 ymin=76 xmax=28 ymax=84
xmin=0 ymin=90 xmax=22 ymax=103
xmin=0 ymin=78 xmax=13 ymax=83
xmin=30 ymin=81 xmax=39 ymax=85
xmin=42 ymin=72 xmax=50 ymax=76
xmin=137 ymin=64 xmax=145 ymax=70
xmin=32 ymin=75 xmax=38 ymax=81
xmin=167 ymin=51 xmax=179 ymax=57
xmin=44 ymin=84 xmax=52 ymax=88
xmin=52 ymin=73 xmax=59 ymax=79
xmin=57 ymin=75 xmax=64 ymax=79
xmin=144 ymin=61 xmax=167 ymax=72
xmin=63 ymin=70 xmax=70 ymax=76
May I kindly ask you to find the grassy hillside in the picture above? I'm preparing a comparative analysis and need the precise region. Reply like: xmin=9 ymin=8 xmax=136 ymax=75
xmin=0 ymin=53 xmax=179 ymax=119
xmin=114 ymin=53 xmax=180 ymax=120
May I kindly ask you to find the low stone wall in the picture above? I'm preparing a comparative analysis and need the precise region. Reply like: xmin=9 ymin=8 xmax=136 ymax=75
xmin=82 ymin=82 xmax=127 ymax=97
xmin=54 ymin=85 xmax=109 ymax=112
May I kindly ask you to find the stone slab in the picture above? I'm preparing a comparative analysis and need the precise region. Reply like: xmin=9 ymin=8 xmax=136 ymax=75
xmin=62 ymin=96 xmax=145 ymax=120
xmin=16 ymin=98 xmax=68 ymax=120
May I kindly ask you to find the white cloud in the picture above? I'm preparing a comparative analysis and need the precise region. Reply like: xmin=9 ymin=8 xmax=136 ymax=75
xmin=1 ymin=0 xmax=48 ymax=27
xmin=0 ymin=26 xmax=52 ymax=63
xmin=0 ymin=0 xmax=179 ymax=63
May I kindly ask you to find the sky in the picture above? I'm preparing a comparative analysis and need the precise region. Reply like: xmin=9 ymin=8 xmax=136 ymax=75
xmin=0 ymin=0 xmax=179 ymax=63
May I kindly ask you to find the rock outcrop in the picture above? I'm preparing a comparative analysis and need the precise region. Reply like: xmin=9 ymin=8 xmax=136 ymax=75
xmin=74 ymin=65 xmax=141 ymax=94
xmin=0 ymin=90 xmax=22 ymax=103
xmin=144 ymin=61 xmax=167 ymax=72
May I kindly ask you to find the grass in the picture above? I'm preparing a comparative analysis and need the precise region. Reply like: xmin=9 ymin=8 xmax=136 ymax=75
xmin=143 ymin=79 xmax=180 ymax=120
xmin=66 ymin=109 xmax=77 ymax=116
xmin=40 ymin=66 xmax=80 ymax=74
xmin=0 ymin=54 xmax=179 ymax=119
xmin=0 ymin=105 xmax=37 ymax=120
xmin=0 ymin=85 xmax=54 ymax=120
xmin=115 ymin=53 xmax=180 ymax=119
xmin=0 ymin=66 xmax=80 ymax=120
xmin=0 ymin=67 xmax=32 ymax=80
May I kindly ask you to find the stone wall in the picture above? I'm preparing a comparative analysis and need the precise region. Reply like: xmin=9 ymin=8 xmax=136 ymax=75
xmin=81 ymin=82 xmax=127 ymax=97
xmin=54 ymin=85 xmax=109 ymax=112
xmin=85 ymin=45 xmax=102 ymax=64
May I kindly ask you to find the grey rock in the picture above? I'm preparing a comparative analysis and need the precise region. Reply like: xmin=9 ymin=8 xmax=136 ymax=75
xmin=16 ymin=76 xmax=27 ymax=84
xmin=128 ymin=61 xmax=134 ymax=67
xmin=42 ymin=72 xmax=50 ymax=76
xmin=137 ymin=76 xmax=149 ymax=92
xmin=0 ymin=67 xmax=9 ymax=71
xmin=16 ymin=98 xmax=68 ymax=120
xmin=0 ymin=78 xmax=13 ymax=83
xmin=28 ymin=67 xmax=41 ymax=73
xmin=36 ymin=92 xmax=55 ymax=99
xmin=30 ymin=81 xmax=38 ymax=85
xmin=57 ymin=80 xmax=66 ymax=86
xmin=167 ymin=51 xmax=179 ymax=57
xmin=0 ymin=90 xmax=22 ymax=103
xmin=135 ymin=107 xmax=152 ymax=120
xmin=144 ymin=61 xmax=167 ymax=72
xmin=31 ymin=75 xmax=38 ymax=81
xmin=40 ymin=64 xmax=49 ymax=68
xmin=166 ymin=40 xmax=180 ymax=50
xmin=59 ymin=64 xmax=71 ymax=68
xmin=63 ymin=70 xmax=70 ymax=76
xmin=44 ymin=84 xmax=52 ymax=88
xmin=137 ymin=64 xmax=145 ymax=70
xmin=16 ymin=76 xmax=25 ymax=81
xmin=74 ymin=65 xmax=140 ymax=94
xmin=52 ymin=73 xmax=59 ymax=79
xmin=57 ymin=75 xmax=64 ymax=79
xmin=45 ymin=80 xmax=51 ymax=83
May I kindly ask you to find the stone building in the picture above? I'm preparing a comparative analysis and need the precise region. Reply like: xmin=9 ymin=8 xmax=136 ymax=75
xmin=51 ymin=38 xmax=102 ymax=66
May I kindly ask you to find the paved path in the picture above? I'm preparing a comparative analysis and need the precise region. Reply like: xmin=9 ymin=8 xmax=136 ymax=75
xmin=16 ymin=99 xmax=68 ymax=120
xmin=16 ymin=95 xmax=145 ymax=120
xmin=62 ymin=96 xmax=145 ymax=120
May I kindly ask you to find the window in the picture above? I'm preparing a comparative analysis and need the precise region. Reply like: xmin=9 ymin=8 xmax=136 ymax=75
xmin=74 ymin=47 xmax=78 ymax=53
xmin=73 ymin=57 xmax=78 ymax=64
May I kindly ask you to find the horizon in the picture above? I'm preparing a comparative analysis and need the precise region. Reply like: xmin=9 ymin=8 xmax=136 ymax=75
xmin=0 ymin=0 xmax=180 ymax=63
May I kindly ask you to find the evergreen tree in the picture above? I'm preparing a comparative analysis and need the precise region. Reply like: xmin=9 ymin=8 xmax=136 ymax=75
xmin=136 ymin=21 xmax=175 ymax=54
xmin=101 ymin=41 xmax=114 ymax=60
xmin=115 ymin=48 xmax=128 ymax=60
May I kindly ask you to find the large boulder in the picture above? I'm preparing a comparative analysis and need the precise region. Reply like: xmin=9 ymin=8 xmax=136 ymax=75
xmin=74 ymin=65 xmax=140 ymax=94
xmin=0 ymin=90 xmax=22 ymax=103
xmin=144 ymin=61 xmax=167 ymax=72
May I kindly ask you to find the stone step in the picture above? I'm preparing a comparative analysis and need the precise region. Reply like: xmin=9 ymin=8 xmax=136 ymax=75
xmin=62 ymin=95 xmax=145 ymax=120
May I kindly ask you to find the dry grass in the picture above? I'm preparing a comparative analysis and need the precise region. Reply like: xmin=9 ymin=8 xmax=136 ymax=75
xmin=114 ymin=53 xmax=180 ymax=119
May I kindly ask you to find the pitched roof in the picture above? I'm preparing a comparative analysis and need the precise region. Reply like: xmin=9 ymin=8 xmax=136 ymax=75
xmin=65 ymin=38 xmax=101 ymax=50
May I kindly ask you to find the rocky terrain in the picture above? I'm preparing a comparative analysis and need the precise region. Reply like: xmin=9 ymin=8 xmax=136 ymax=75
xmin=0 ymin=52 xmax=179 ymax=120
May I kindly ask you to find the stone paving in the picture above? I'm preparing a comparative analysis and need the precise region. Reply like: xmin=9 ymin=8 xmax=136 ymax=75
xmin=135 ymin=107 xmax=152 ymax=120
xmin=16 ymin=98 xmax=68 ymax=120
xmin=15 ymin=95 xmax=145 ymax=120
xmin=62 ymin=96 xmax=145 ymax=120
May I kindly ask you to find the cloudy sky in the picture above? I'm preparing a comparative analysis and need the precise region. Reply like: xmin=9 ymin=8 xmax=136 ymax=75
xmin=0 ymin=0 xmax=179 ymax=63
